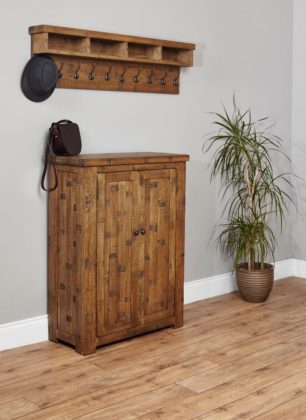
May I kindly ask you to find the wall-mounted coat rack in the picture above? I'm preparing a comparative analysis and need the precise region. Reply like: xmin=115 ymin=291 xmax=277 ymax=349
xmin=29 ymin=25 xmax=195 ymax=95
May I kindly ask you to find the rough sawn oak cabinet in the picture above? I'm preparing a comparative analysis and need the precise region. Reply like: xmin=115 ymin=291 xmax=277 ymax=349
xmin=48 ymin=152 xmax=189 ymax=354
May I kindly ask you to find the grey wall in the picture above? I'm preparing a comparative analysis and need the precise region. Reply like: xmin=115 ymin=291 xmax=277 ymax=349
xmin=292 ymin=0 xmax=306 ymax=259
xmin=0 ymin=0 xmax=293 ymax=324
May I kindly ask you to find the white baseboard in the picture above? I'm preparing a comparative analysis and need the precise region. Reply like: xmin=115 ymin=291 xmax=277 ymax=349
xmin=184 ymin=271 xmax=237 ymax=304
xmin=274 ymin=258 xmax=297 ymax=280
xmin=184 ymin=258 xmax=305 ymax=305
xmin=0 ymin=315 xmax=48 ymax=352
xmin=1 ymin=258 xmax=305 ymax=352
xmin=294 ymin=259 xmax=306 ymax=277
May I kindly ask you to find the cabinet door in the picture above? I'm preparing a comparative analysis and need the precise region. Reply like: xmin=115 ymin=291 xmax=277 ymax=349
xmin=97 ymin=172 xmax=139 ymax=336
xmin=138 ymin=169 xmax=177 ymax=323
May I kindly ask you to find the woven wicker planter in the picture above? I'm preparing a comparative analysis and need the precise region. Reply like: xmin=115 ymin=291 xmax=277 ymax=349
xmin=236 ymin=262 xmax=274 ymax=303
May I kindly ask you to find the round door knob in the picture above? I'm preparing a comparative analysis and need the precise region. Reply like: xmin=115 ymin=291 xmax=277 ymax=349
xmin=140 ymin=228 xmax=146 ymax=235
xmin=133 ymin=230 xmax=140 ymax=236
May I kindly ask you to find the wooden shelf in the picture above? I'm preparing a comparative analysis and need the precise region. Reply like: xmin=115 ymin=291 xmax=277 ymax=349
xmin=29 ymin=25 xmax=195 ymax=94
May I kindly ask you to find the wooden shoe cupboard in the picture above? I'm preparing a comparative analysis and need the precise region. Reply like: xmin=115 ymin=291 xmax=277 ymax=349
xmin=48 ymin=152 xmax=189 ymax=354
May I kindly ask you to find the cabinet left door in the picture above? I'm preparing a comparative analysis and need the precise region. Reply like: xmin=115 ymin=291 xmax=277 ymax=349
xmin=96 ymin=171 xmax=140 ymax=336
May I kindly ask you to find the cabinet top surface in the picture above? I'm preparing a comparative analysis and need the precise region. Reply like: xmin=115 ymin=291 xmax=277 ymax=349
xmin=50 ymin=152 xmax=190 ymax=167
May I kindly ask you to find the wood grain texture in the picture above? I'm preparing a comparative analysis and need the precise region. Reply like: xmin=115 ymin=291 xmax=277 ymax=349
xmin=47 ymin=165 xmax=59 ymax=342
xmin=29 ymin=24 xmax=196 ymax=50
xmin=140 ymin=169 xmax=176 ymax=323
xmin=75 ymin=167 xmax=97 ymax=355
xmin=53 ymin=57 xmax=181 ymax=95
xmin=0 ymin=398 xmax=39 ymax=420
xmin=29 ymin=25 xmax=194 ymax=95
xmin=197 ymin=370 xmax=306 ymax=420
xmin=48 ymin=153 xmax=188 ymax=354
xmin=174 ymin=162 xmax=186 ymax=327
xmin=255 ymin=393 xmax=306 ymax=419
xmin=49 ymin=152 xmax=190 ymax=167
xmin=79 ymin=384 xmax=194 ymax=419
xmin=2 ymin=278 xmax=306 ymax=419
xmin=97 ymin=171 xmax=137 ymax=335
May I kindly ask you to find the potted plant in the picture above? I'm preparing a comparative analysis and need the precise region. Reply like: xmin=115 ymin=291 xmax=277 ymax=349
xmin=204 ymin=99 xmax=293 ymax=302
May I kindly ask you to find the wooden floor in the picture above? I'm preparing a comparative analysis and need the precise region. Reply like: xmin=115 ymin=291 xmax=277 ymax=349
xmin=1 ymin=278 xmax=306 ymax=419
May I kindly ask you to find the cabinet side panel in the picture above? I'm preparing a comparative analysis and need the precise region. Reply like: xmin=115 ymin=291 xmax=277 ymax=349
xmin=57 ymin=171 xmax=77 ymax=336
xmin=75 ymin=168 xmax=97 ymax=355
xmin=174 ymin=162 xmax=186 ymax=327
xmin=47 ymin=167 xmax=59 ymax=342
xmin=169 ymin=170 xmax=177 ymax=312
xmin=96 ymin=174 xmax=106 ymax=336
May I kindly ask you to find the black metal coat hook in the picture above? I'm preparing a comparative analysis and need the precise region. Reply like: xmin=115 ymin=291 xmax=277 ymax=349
xmin=57 ymin=62 xmax=64 ymax=79
xmin=73 ymin=63 xmax=81 ymax=80
xmin=160 ymin=69 xmax=168 ymax=86
xmin=172 ymin=73 xmax=179 ymax=86
xmin=147 ymin=67 xmax=155 ymax=84
xmin=88 ymin=63 xmax=96 ymax=80
xmin=133 ymin=66 xmax=142 ymax=83
xmin=104 ymin=64 xmax=112 ymax=81
xmin=119 ymin=65 xmax=128 ymax=82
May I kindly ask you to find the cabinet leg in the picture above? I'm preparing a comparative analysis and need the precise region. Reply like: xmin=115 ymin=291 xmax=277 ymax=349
xmin=48 ymin=328 xmax=59 ymax=343
xmin=49 ymin=336 xmax=59 ymax=343
xmin=173 ymin=307 xmax=184 ymax=329
xmin=75 ymin=339 xmax=97 ymax=356
xmin=173 ymin=319 xmax=183 ymax=329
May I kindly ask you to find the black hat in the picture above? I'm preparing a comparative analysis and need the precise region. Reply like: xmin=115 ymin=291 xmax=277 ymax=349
xmin=21 ymin=55 xmax=59 ymax=102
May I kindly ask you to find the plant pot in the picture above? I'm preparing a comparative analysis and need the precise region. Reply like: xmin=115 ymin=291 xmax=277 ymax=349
xmin=236 ymin=262 xmax=274 ymax=303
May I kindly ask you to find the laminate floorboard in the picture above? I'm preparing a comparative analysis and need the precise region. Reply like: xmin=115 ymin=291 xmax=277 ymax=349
xmin=1 ymin=277 xmax=306 ymax=419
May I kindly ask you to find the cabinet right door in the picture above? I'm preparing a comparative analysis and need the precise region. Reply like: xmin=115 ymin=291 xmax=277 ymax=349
xmin=138 ymin=169 xmax=177 ymax=324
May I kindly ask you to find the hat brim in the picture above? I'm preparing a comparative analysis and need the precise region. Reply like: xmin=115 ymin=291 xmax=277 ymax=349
xmin=21 ymin=55 xmax=58 ymax=103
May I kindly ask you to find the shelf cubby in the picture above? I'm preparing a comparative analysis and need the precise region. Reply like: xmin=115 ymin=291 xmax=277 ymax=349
xmin=162 ymin=47 xmax=193 ymax=66
xmin=90 ymin=39 xmax=127 ymax=58
xmin=48 ymin=33 xmax=90 ymax=53
xmin=128 ymin=43 xmax=162 ymax=61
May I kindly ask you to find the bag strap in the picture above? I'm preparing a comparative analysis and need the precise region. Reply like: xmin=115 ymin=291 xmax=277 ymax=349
xmin=56 ymin=119 xmax=72 ymax=125
xmin=40 ymin=120 xmax=73 ymax=192
xmin=40 ymin=131 xmax=58 ymax=192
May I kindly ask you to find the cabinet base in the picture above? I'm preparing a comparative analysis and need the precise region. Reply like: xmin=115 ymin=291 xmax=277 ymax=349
xmin=96 ymin=316 xmax=177 ymax=349
xmin=51 ymin=316 xmax=183 ymax=355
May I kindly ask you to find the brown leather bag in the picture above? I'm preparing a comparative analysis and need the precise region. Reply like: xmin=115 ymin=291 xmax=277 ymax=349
xmin=41 ymin=120 xmax=82 ymax=192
